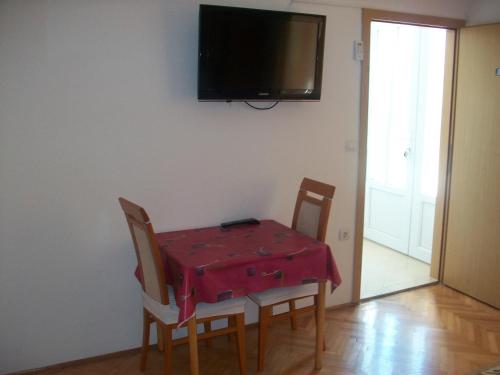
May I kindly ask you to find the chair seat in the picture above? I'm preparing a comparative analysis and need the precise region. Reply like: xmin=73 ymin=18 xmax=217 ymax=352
xmin=142 ymin=286 xmax=247 ymax=325
xmin=248 ymin=283 xmax=318 ymax=307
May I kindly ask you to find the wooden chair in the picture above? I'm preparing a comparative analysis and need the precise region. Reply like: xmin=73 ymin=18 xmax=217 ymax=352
xmin=248 ymin=178 xmax=335 ymax=371
xmin=118 ymin=198 xmax=248 ymax=375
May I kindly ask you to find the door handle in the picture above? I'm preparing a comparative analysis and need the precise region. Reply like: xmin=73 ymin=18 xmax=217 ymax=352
xmin=404 ymin=147 xmax=411 ymax=159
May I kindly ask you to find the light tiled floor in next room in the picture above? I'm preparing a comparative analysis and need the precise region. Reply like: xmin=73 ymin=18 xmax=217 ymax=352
xmin=361 ymin=239 xmax=436 ymax=299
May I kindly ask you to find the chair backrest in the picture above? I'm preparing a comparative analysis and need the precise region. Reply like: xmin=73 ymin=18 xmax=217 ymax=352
xmin=118 ymin=197 xmax=169 ymax=305
xmin=291 ymin=178 xmax=336 ymax=242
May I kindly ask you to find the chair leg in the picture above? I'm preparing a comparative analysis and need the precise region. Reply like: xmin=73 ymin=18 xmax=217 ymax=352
xmin=203 ymin=321 xmax=212 ymax=347
xmin=289 ymin=300 xmax=298 ymax=330
xmin=187 ymin=317 xmax=200 ymax=375
xmin=140 ymin=309 xmax=151 ymax=371
xmin=235 ymin=313 xmax=248 ymax=375
xmin=227 ymin=316 xmax=236 ymax=341
xmin=157 ymin=324 xmax=164 ymax=352
xmin=313 ymin=295 xmax=327 ymax=351
xmin=315 ymin=281 xmax=326 ymax=370
xmin=257 ymin=305 xmax=272 ymax=372
xmin=163 ymin=325 xmax=173 ymax=375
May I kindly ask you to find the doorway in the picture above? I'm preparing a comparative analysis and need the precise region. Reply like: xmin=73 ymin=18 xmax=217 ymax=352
xmin=353 ymin=10 xmax=465 ymax=301
xmin=361 ymin=22 xmax=445 ymax=298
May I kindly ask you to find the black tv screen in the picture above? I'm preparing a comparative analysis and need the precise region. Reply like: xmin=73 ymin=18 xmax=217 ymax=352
xmin=198 ymin=5 xmax=326 ymax=101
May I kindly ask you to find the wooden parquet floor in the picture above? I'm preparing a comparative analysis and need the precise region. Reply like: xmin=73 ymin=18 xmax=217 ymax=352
xmin=36 ymin=285 xmax=500 ymax=375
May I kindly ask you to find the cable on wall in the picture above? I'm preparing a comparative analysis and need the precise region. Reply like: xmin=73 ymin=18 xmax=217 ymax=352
xmin=244 ymin=101 xmax=280 ymax=110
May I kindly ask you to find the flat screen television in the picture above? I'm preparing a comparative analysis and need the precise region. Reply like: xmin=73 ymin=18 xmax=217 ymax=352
xmin=198 ymin=5 xmax=326 ymax=102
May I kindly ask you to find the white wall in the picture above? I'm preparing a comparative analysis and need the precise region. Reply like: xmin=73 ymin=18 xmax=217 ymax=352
xmin=0 ymin=0 xmax=468 ymax=373
xmin=296 ymin=0 xmax=469 ymax=18
xmin=466 ymin=0 xmax=500 ymax=25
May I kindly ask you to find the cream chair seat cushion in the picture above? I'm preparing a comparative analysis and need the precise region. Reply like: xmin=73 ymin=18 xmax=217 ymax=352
xmin=142 ymin=285 xmax=247 ymax=325
xmin=248 ymin=283 xmax=318 ymax=307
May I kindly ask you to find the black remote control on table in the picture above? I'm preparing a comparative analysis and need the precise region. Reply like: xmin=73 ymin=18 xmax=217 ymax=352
xmin=220 ymin=218 xmax=260 ymax=228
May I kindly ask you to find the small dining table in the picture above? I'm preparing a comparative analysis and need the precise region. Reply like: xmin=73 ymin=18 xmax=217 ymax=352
xmin=138 ymin=219 xmax=341 ymax=369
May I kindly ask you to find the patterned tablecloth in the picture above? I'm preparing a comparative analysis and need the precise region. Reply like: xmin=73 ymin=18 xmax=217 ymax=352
xmin=138 ymin=220 xmax=341 ymax=324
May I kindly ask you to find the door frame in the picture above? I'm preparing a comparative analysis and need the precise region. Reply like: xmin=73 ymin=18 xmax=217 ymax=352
xmin=352 ymin=9 xmax=465 ymax=302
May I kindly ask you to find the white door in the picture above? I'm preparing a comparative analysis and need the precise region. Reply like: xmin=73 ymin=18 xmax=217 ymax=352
xmin=407 ymin=28 xmax=447 ymax=263
xmin=364 ymin=22 xmax=447 ymax=263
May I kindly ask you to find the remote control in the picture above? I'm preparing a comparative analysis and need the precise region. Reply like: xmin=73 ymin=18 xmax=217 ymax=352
xmin=220 ymin=218 xmax=260 ymax=228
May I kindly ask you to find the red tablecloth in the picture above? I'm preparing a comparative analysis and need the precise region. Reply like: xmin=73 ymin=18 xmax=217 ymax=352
xmin=138 ymin=220 xmax=341 ymax=324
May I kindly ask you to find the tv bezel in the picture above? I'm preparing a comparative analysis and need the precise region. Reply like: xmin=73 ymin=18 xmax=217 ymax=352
xmin=197 ymin=5 xmax=326 ymax=102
